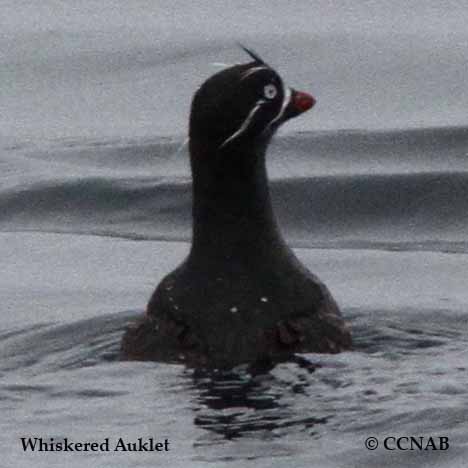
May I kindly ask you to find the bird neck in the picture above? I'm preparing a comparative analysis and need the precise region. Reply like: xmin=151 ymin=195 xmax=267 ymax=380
xmin=188 ymin=139 xmax=287 ymax=263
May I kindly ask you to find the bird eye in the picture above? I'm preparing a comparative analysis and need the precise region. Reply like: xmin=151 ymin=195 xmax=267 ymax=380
xmin=263 ymin=84 xmax=277 ymax=100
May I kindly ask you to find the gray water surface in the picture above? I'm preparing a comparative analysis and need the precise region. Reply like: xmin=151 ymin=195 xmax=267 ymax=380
xmin=2 ymin=2 xmax=468 ymax=466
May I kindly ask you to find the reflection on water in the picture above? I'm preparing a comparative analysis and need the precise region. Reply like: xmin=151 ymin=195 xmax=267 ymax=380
xmin=1 ymin=306 xmax=467 ymax=467
xmin=188 ymin=358 xmax=328 ymax=441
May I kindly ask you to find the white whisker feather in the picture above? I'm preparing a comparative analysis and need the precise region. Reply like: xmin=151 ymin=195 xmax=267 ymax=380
xmin=240 ymin=66 xmax=269 ymax=81
xmin=211 ymin=62 xmax=236 ymax=68
xmin=266 ymin=86 xmax=291 ymax=130
xmin=175 ymin=136 xmax=190 ymax=155
xmin=219 ymin=100 xmax=266 ymax=149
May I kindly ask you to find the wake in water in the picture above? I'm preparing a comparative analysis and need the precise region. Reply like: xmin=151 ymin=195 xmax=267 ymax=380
xmin=1 ymin=127 xmax=468 ymax=468
xmin=1 ymin=304 xmax=467 ymax=456
xmin=1 ymin=127 xmax=468 ymax=251
xmin=1 ymin=305 xmax=465 ymax=375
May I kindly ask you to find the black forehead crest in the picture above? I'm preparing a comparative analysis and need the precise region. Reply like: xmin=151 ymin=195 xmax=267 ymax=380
xmin=237 ymin=43 xmax=268 ymax=66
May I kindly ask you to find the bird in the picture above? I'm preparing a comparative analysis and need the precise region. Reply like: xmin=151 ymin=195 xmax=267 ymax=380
xmin=121 ymin=45 xmax=352 ymax=368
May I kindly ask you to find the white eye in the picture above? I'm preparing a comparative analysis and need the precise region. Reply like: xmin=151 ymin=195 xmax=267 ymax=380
xmin=263 ymin=84 xmax=278 ymax=100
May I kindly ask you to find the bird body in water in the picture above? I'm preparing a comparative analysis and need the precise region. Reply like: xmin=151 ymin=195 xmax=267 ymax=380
xmin=122 ymin=46 xmax=351 ymax=368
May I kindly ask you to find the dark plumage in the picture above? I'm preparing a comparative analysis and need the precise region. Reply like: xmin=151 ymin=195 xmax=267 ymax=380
xmin=122 ymin=48 xmax=351 ymax=367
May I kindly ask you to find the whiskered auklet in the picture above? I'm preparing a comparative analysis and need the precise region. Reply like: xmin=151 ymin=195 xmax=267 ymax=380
xmin=121 ymin=46 xmax=351 ymax=367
